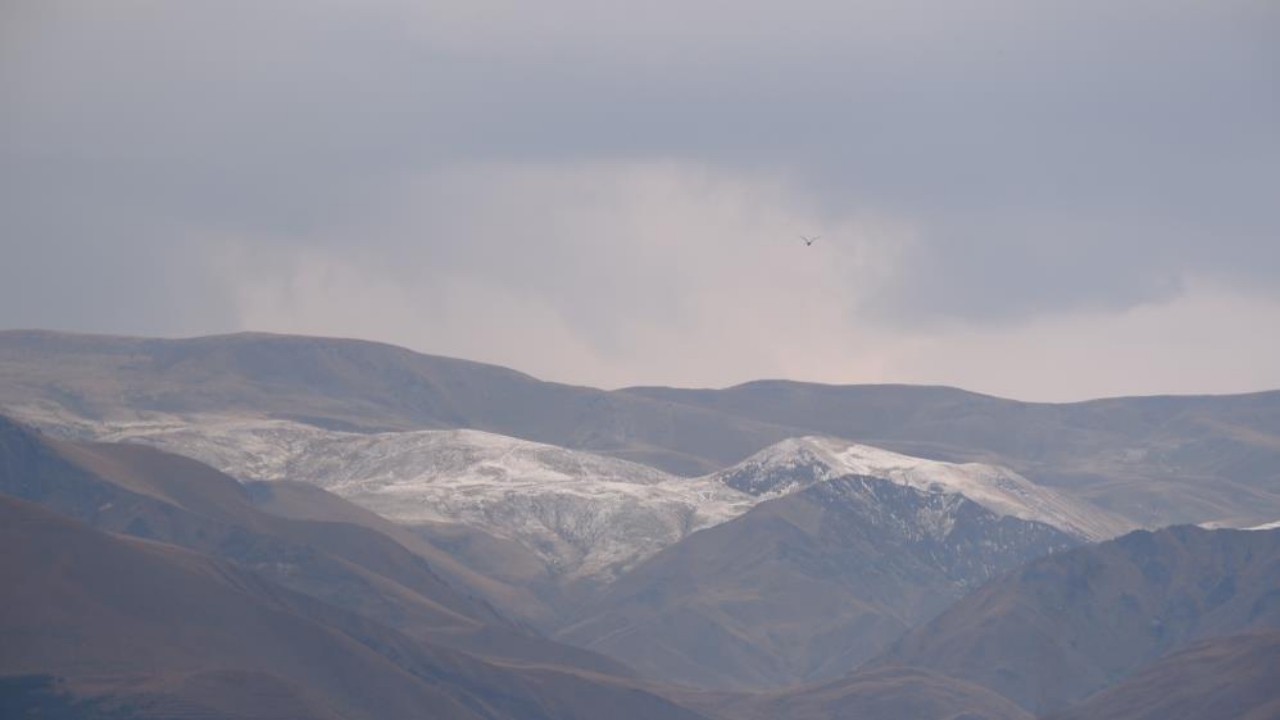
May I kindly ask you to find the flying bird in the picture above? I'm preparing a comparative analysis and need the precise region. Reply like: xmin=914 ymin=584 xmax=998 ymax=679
xmin=800 ymin=235 xmax=820 ymax=247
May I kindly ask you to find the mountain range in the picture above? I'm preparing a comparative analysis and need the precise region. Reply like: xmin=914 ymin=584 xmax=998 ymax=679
xmin=2 ymin=329 xmax=1278 ymax=719
xmin=4 ymin=330 xmax=1279 ymax=528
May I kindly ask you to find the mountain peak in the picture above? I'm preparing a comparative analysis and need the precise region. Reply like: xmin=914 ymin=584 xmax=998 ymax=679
xmin=715 ymin=436 xmax=1129 ymax=541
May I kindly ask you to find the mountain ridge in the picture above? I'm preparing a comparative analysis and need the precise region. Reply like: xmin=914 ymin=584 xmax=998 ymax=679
xmin=4 ymin=329 xmax=1279 ymax=527
xmin=0 ymin=414 xmax=635 ymax=676
xmin=871 ymin=523 xmax=1280 ymax=714
xmin=59 ymin=416 xmax=1114 ymax=593
xmin=554 ymin=464 xmax=1087 ymax=689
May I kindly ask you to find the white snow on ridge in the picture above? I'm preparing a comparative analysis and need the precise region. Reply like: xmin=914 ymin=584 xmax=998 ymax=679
xmin=71 ymin=415 xmax=1125 ymax=581
xmin=1197 ymin=519 xmax=1280 ymax=531
xmin=91 ymin=416 xmax=755 ymax=581
xmin=716 ymin=437 xmax=1128 ymax=541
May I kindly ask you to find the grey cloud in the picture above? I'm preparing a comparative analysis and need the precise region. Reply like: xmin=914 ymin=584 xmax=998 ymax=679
xmin=1 ymin=0 xmax=1277 ymax=391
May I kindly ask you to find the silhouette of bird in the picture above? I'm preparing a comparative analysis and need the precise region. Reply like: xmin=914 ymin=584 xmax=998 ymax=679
xmin=800 ymin=235 xmax=820 ymax=247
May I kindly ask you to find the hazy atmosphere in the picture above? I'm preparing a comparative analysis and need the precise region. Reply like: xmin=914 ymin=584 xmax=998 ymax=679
xmin=5 ymin=6 xmax=1280 ymax=718
xmin=3 ymin=0 xmax=1277 ymax=399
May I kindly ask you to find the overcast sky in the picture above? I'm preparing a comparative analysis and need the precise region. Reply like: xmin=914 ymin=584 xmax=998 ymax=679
xmin=2 ymin=0 xmax=1277 ymax=400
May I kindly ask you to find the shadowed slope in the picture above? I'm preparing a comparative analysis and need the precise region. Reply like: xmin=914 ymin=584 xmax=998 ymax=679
xmin=0 ymin=495 xmax=484 ymax=720
xmin=0 ymin=414 xmax=629 ymax=676
xmin=1044 ymin=631 xmax=1280 ymax=720
xmin=715 ymin=667 xmax=1033 ymax=720
xmin=243 ymin=479 xmax=560 ymax=627
xmin=0 ymin=495 xmax=711 ymax=720
xmin=558 ymin=475 xmax=1079 ymax=689
xmin=873 ymin=525 xmax=1280 ymax=714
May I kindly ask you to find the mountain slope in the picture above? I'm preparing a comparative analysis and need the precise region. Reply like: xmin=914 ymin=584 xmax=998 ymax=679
xmin=29 ymin=412 xmax=1113 ymax=689
xmin=557 ymin=470 xmax=1082 ymax=689
xmin=873 ymin=525 xmax=1280 ymax=714
xmin=5 ymin=329 xmax=1280 ymax=528
xmin=697 ymin=667 xmax=1034 ymax=720
xmin=242 ymin=478 xmax=562 ymax=627
xmin=86 ymin=417 xmax=755 ymax=585
xmin=0 ymin=329 xmax=793 ymax=475
xmin=0 ymin=415 xmax=629 ymax=676
xmin=1044 ymin=631 xmax=1280 ymax=720
xmin=625 ymin=381 xmax=1280 ymax=527
xmin=79 ymin=420 xmax=1117 ymax=579
xmin=710 ymin=436 xmax=1128 ymax=540
xmin=0 ymin=495 xmax=711 ymax=720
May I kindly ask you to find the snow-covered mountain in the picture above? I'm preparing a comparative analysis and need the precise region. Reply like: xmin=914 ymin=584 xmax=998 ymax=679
xmin=90 ymin=416 xmax=754 ymax=581
xmin=558 ymin=469 xmax=1088 ymax=689
xmin=713 ymin=436 xmax=1129 ymax=541
xmin=62 ymin=415 xmax=1125 ymax=582
xmin=555 ymin=438 xmax=1126 ymax=688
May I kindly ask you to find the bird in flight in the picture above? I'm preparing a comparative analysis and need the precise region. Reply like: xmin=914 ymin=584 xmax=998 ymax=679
xmin=800 ymin=235 xmax=820 ymax=247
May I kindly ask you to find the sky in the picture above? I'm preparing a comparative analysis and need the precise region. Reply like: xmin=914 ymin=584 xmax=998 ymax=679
xmin=2 ymin=0 xmax=1278 ymax=401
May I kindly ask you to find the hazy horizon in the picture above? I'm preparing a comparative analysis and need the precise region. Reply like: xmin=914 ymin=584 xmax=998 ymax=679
xmin=6 ymin=326 xmax=1280 ymax=404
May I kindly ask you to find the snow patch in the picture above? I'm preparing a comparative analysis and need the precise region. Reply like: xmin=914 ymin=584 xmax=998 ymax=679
xmin=713 ymin=436 xmax=1127 ymax=541
xmin=58 ymin=415 xmax=1125 ymax=582
xmin=90 ymin=416 xmax=754 ymax=581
